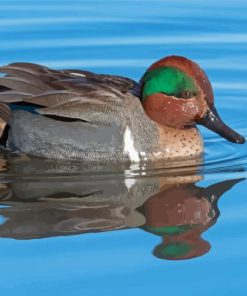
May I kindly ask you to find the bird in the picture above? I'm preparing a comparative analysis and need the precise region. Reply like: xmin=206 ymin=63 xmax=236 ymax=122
xmin=0 ymin=55 xmax=244 ymax=162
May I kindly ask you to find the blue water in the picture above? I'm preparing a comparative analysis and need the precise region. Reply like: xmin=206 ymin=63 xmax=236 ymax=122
xmin=0 ymin=0 xmax=247 ymax=295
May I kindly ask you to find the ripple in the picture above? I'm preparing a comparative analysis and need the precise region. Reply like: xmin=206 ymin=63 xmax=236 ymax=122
xmin=204 ymin=137 xmax=247 ymax=169
xmin=2 ymin=34 xmax=247 ymax=51
xmin=27 ymin=58 xmax=247 ymax=72
xmin=0 ymin=17 xmax=172 ymax=27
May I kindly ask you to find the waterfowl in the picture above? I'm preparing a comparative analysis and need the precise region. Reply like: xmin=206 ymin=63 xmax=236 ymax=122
xmin=0 ymin=55 xmax=244 ymax=162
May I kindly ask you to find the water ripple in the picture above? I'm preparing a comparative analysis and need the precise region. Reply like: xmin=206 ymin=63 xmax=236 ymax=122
xmin=2 ymin=34 xmax=247 ymax=50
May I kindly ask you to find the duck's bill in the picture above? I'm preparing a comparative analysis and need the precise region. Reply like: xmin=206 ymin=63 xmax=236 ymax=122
xmin=198 ymin=106 xmax=245 ymax=144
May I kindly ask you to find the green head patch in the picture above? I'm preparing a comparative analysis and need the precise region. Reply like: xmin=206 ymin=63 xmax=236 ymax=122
xmin=146 ymin=224 xmax=196 ymax=236
xmin=142 ymin=66 xmax=199 ymax=100
xmin=154 ymin=242 xmax=193 ymax=260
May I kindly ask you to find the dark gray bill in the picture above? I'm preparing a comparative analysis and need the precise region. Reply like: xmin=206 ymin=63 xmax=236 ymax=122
xmin=198 ymin=106 xmax=245 ymax=144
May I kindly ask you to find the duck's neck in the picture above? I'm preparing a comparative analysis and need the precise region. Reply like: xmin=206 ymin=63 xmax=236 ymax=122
xmin=138 ymin=83 xmax=203 ymax=159
xmin=153 ymin=123 xmax=204 ymax=159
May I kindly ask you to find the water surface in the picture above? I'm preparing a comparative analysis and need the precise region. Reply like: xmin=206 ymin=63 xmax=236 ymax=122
xmin=0 ymin=0 xmax=247 ymax=295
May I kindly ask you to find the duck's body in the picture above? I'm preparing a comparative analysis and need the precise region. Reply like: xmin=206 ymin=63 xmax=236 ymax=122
xmin=8 ymin=110 xmax=202 ymax=162
xmin=0 ymin=56 xmax=244 ymax=161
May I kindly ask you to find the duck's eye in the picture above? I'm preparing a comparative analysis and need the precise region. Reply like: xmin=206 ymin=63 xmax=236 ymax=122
xmin=177 ymin=90 xmax=196 ymax=99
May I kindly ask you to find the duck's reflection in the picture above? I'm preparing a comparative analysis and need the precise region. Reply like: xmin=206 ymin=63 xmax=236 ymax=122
xmin=140 ymin=179 xmax=243 ymax=260
xmin=0 ymin=154 xmax=243 ymax=260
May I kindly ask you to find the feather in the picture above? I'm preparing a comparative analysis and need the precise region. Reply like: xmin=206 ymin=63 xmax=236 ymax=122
xmin=7 ymin=62 xmax=50 ymax=74
xmin=0 ymin=62 xmax=139 ymax=126
xmin=53 ymin=78 xmax=125 ymax=99
xmin=0 ymin=91 xmax=32 ymax=103
xmin=24 ymin=91 xmax=81 ymax=107
xmin=0 ymin=102 xmax=11 ymax=122
xmin=53 ymin=79 xmax=100 ymax=92
xmin=0 ymin=66 xmax=54 ymax=92
xmin=0 ymin=77 xmax=44 ymax=95
xmin=63 ymin=69 xmax=95 ymax=77
xmin=38 ymin=99 xmax=123 ymax=125
xmin=63 ymin=69 xmax=137 ymax=91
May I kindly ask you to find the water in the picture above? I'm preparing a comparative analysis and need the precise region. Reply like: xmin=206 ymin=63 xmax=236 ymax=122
xmin=0 ymin=0 xmax=247 ymax=294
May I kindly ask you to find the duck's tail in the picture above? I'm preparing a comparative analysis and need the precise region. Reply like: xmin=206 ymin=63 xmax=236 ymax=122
xmin=0 ymin=62 xmax=57 ymax=145
xmin=0 ymin=87 xmax=11 ymax=146
xmin=0 ymin=100 xmax=11 ymax=124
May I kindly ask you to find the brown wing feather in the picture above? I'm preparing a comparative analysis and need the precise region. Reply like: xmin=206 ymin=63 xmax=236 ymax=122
xmin=0 ymin=91 xmax=32 ymax=103
xmin=38 ymin=99 xmax=123 ymax=125
xmin=7 ymin=62 xmax=51 ymax=74
xmin=0 ymin=66 xmax=54 ymax=92
xmin=63 ymin=69 xmax=137 ymax=92
xmin=53 ymin=78 xmax=125 ymax=100
xmin=0 ymin=62 xmax=139 ymax=125
xmin=24 ymin=91 xmax=81 ymax=107
xmin=0 ymin=102 xmax=11 ymax=122
xmin=0 ymin=77 xmax=44 ymax=95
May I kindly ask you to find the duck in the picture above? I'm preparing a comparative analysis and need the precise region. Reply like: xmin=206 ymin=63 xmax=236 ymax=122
xmin=0 ymin=55 xmax=244 ymax=162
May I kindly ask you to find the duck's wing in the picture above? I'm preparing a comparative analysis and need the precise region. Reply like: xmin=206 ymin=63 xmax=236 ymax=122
xmin=0 ymin=62 xmax=140 ymax=125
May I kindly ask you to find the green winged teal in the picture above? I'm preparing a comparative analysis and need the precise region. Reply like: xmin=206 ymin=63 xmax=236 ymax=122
xmin=0 ymin=55 xmax=244 ymax=162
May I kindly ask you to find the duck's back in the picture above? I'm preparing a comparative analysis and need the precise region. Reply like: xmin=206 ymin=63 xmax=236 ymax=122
xmin=0 ymin=63 xmax=159 ymax=161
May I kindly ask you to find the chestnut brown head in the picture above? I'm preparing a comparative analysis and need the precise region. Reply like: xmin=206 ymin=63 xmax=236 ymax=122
xmin=141 ymin=55 xmax=245 ymax=144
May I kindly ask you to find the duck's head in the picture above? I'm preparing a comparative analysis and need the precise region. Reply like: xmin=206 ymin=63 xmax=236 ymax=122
xmin=141 ymin=55 xmax=245 ymax=144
